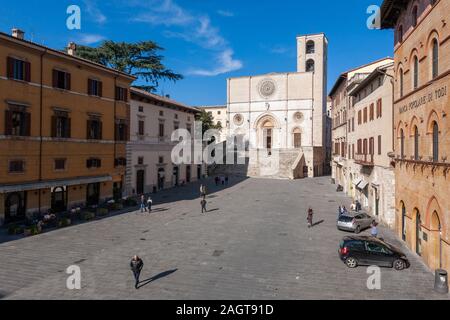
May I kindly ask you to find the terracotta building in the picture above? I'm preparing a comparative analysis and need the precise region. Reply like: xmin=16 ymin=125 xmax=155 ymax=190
xmin=381 ymin=0 xmax=449 ymax=271
xmin=0 ymin=29 xmax=134 ymax=225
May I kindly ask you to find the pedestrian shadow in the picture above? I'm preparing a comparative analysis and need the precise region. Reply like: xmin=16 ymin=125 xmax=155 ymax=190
xmin=311 ymin=220 xmax=325 ymax=227
xmin=137 ymin=269 xmax=178 ymax=289
xmin=207 ymin=208 xmax=219 ymax=213
xmin=150 ymin=208 xmax=169 ymax=213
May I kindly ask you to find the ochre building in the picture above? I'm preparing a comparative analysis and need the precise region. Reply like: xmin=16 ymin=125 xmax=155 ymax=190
xmin=0 ymin=29 xmax=134 ymax=225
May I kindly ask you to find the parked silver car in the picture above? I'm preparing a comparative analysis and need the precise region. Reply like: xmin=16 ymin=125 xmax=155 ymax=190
xmin=337 ymin=212 xmax=375 ymax=234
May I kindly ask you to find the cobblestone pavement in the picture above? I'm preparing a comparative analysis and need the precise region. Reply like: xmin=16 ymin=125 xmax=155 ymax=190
xmin=0 ymin=177 xmax=448 ymax=300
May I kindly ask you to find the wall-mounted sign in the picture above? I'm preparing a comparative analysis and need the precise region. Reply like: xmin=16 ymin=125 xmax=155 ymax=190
xmin=398 ymin=85 xmax=447 ymax=114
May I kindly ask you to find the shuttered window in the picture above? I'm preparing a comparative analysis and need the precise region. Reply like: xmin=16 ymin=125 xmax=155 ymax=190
xmin=115 ymin=87 xmax=128 ymax=102
xmin=5 ymin=109 xmax=31 ymax=136
xmin=51 ymin=113 xmax=71 ymax=138
xmin=87 ymin=119 xmax=102 ymax=140
xmin=88 ymin=79 xmax=103 ymax=97
xmin=7 ymin=57 xmax=31 ymax=81
xmin=9 ymin=160 xmax=25 ymax=173
xmin=53 ymin=70 xmax=71 ymax=90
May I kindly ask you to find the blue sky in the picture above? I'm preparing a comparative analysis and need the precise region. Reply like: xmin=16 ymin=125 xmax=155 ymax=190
xmin=1 ymin=0 xmax=393 ymax=106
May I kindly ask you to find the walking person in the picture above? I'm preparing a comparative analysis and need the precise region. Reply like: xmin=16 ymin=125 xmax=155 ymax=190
xmin=147 ymin=196 xmax=153 ymax=212
xmin=200 ymin=184 xmax=206 ymax=199
xmin=215 ymin=176 xmax=219 ymax=186
xmin=201 ymin=198 xmax=207 ymax=213
xmin=140 ymin=195 xmax=147 ymax=213
xmin=307 ymin=207 xmax=314 ymax=228
xmin=130 ymin=255 xmax=144 ymax=289
xmin=342 ymin=206 xmax=348 ymax=214
xmin=371 ymin=221 xmax=379 ymax=238
xmin=225 ymin=175 xmax=229 ymax=185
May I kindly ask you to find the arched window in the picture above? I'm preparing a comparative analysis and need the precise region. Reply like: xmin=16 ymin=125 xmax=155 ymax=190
xmin=414 ymin=126 xmax=419 ymax=160
xmin=306 ymin=40 xmax=315 ymax=54
xmin=400 ymin=129 xmax=405 ymax=158
xmin=432 ymin=39 xmax=439 ymax=79
xmin=399 ymin=68 xmax=404 ymax=97
xmin=306 ymin=59 xmax=315 ymax=72
xmin=412 ymin=6 xmax=418 ymax=27
xmin=432 ymin=121 xmax=439 ymax=162
xmin=413 ymin=56 xmax=419 ymax=89
xmin=415 ymin=210 xmax=422 ymax=256
xmin=397 ymin=25 xmax=403 ymax=43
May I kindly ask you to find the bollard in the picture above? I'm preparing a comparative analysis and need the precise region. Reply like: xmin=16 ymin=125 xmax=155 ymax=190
xmin=434 ymin=269 xmax=448 ymax=294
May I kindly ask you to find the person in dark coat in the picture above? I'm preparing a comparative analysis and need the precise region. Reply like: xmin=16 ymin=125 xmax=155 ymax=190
xmin=130 ymin=255 xmax=144 ymax=289
xmin=201 ymin=199 xmax=207 ymax=213
xmin=307 ymin=207 xmax=314 ymax=228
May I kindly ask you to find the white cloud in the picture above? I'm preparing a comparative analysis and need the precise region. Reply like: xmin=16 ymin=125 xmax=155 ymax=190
xmin=217 ymin=10 xmax=234 ymax=17
xmin=77 ymin=33 xmax=106 ymax=45
xmin=83 ymin=0 xmax=107 ymax=24
xmin=132 ymin=0 xmax=242 ymax=76
xmin=189 ymin=49 xmax=243 ymax=76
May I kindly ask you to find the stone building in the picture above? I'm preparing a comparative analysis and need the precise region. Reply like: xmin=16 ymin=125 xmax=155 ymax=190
xmin=381 ymin=0 xmax=449 ymax=271
xmin=346 ymin=62 xmax=396 ymax=227
xmin=0 ymin=29 xmax=134 ymax=225
xmin=197 ymin=105 xmax=227 ymax=142
xmin=329 ymin=58 xmax=394 ymax=192
xmin=227 ymin=33 xmax=328 ymax=179
xmin=127 ymin=88 xmax=205 ymax=195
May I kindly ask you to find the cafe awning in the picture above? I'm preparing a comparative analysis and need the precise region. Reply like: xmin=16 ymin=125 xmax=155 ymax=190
xmin=0 ymin=175 xmax=112 ymax=193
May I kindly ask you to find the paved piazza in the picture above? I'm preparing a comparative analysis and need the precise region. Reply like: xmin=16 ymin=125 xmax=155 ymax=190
xmin=0 ymin=177 xmax=447 ymax=300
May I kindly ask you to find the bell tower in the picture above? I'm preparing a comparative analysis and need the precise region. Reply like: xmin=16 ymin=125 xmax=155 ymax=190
xmin=296 ymin=33 xmax=328 ymax=147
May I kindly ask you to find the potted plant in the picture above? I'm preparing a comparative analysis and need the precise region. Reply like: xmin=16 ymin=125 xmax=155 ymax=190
xmin=7 ymin=224 xmax=24 ymax=235
xmin=81 ymin=211 xmax=95 ymax=221
xmin=96 ymin=207 xmax=109 ymax=217
xmin=24 ymin=224 xmax=41 ymax=236
xmin=57 ymin=217 xmax=72 ymax=228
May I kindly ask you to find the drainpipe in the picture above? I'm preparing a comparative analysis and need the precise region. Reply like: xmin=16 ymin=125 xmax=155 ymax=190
xmin=38 ymin=49 xmax=47 ymax=215
xmin=378 ymin=69 xmax=395 ymax=154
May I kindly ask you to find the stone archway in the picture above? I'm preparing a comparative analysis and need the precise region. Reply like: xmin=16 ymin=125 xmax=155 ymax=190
xmin=254 ymin=114 xmax=280 ymax=150
xmin=430 ymin=211 xmax=442 ymax=270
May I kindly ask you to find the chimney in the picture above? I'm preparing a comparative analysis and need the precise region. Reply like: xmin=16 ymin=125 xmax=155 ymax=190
xmin=67 ymin=42 xmax=77 ymax=56
xmin=11 ymin=28 xmax=25 ymax=40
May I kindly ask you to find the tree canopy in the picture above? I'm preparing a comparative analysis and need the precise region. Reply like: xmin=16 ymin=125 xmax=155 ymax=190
xmin=196 ymin=110 xmax=222 ymax=135
xmin=76 ymin=40 xmax=183 ymax=93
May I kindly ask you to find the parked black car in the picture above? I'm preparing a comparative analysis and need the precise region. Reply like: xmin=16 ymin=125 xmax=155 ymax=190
xmin=339 ymin=235 xmax=410 ymax=270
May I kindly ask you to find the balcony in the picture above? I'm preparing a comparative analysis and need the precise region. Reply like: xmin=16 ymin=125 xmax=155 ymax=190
xmin=354 ymin=153 xmax=374 ymax=166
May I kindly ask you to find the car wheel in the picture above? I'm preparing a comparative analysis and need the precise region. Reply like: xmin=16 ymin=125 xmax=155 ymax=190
xmin=393 ymin=259 xmax=406 ymax=271
xmin=345 ymin=257 xmax=358 ymax=268
xmin=355 ymin=226 xmax=361 ymax=234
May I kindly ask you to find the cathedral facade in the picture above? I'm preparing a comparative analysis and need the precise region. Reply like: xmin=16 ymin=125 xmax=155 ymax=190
xmin=226 ymin=33 xmax=328 ymax=179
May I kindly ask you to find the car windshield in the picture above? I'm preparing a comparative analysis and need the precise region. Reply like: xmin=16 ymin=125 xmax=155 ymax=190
xmin=339 ymin=215 xmax=353 ymax=222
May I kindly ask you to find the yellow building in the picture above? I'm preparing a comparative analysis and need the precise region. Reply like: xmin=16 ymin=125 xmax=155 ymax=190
xmin=0 ymin=29 xmax=135 ymax=225
xmin=381 ymin=0 xmax=449 ymax=271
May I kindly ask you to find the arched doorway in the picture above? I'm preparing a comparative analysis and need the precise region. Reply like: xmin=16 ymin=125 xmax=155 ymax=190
xmin=415 ymin=209 xmax=422 ymax=256
xmin=431 ymin=211 xmax=442 ymax=269
xmin=401 ymin=202 xmax=406 ymax=241
xmin=5 ymin=192 xmax=26 ymax=224
xmin=262 ymin=120 xmax=274 ymax=151
xmin=158 ymin=168 xmax=165 ymax=190
xmin=255 ymin=114 xmax=279 ymax=152
xmin=51 ymin=186 xmax=67 ymax=213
